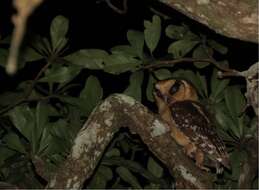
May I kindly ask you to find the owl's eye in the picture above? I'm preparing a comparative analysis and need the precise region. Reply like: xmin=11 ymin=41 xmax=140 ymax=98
xmin=169 ymin=80 xmax=182 ymax=95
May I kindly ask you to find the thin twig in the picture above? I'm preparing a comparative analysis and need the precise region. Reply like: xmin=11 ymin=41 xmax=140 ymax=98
xmin=0 ymin=61 xmax=52 ymax=115
xmin=217 ymin=71 xmax=241 ymax=78
xmin=142 ymin=58 xmax=238 ymax=73
xmin=104 ymin=0 xmax=128 ymax=14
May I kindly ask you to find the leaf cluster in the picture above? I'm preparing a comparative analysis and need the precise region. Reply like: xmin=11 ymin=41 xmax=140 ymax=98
xmin=0 ymin=14 xmax=257 ymax=189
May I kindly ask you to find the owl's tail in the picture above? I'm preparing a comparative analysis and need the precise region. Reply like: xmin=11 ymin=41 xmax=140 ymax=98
xmin=220 ymin=155 xmax=231 ymax=170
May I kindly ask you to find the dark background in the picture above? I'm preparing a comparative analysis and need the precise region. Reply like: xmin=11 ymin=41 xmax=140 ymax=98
xmin=0 ymin=0 xmax=258 ymax=94
xmin=0 ymin=1 xmax=257 ymax=188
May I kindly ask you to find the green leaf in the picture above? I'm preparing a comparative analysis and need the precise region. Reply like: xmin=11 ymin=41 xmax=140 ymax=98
xmin=34 ymin=102 xmax=49 ymax=154
xmin=103 ymin=157 xmax=161 ymax=183
xmin=147 ymin=157 xmax=163 ymax=178
xmin=154 ymin=69 xmax=172 ymax=80
xmin=116 ymin=166 xmax=142 ymax=189
xmin=230 ymin=150 xmax=247 ymax=180
xmin=104 ymin=54 xmax=141 ymax=74
xmin=0 ymin=91 xmax=26 ymax=107
xmin=196 ymin=72 xmax=208 ymax=97
xmin=208 ymin=39 xmax=228 ymax=54
xmin=105 ymin=148 xmax=121 ymax=157
xmin=54 ymin=38 xmax=68 ymax=53
xmin=127 ymin=30 xmax=144 ymax=58
xmin=237 ymin=116 xmax=245 ymax=137
xmin=124 ymin=71 xmax=144 ymax=101
xmin=224 ymin=86 xmax=246 ymax=119
xmin=184 ymin=31 xmax=200 ymax=41
xmin=210 ymin=69 xmax=229 ymax=102
xmin=98 ymin=165 xmax=113 ymax=181
xmin=3 ymin=133 xmax=26 ymax=153
xmin=46 ymin=120 xmax=71 ymax=155
xmin=64 ymin=49 xmax=108 ymax=69
xmin=165 ymin=25 xmax=188 ymax=40
xmin=43 ymin=37 xmax=53 ymax=53
xmin=66 ymin=105 xmax=83 ymax=136
xmin=58 ymin=96 xmax=85 ymax=111
xmin=192 ymin=45 xmax=211 ymax=68
xmin=144 ymin=15 xmax=161 ymax=53
xmin=119 ymin=139 xmax=130 ymax=154
xmin=50 ymin=119 xmax=69 ymax=139
xmin=146 ymin=75 xmax=156 ymax=102
xmin=22 ymin=47 xmax=43 ymax=62
xmin=145 ymin=183 xmax=161 ymax=189
xmin=214 ymin=103 xmax=237 ymax=133
xmin=30 ymin=35 xmax=50 ymax=55
xmin=0 ymin=147 xmax=16 ymax=166
xmin=89 ymin=174 xmax=107 ymax=189
xmin=38 ymin=126 xmax=52 ymax=156
xmin=50 ymin=15 xmax=69 ymax=51
xmin=89 ymin=165 xmax=112 ymax=189
xmin=111 ymin=45 xmax=137 ymax=57
xmin=0 ymin=48 xmax=8 ymax=67
xmin=39 ymin=65 xmax=81 ymax=83
xmin=80 ymin=76 xmax=103 ymax=115
xmin=9 ymin=106 xmax=35 ymax=142
xmin=168 ymin=40 xmax=199 ymax=58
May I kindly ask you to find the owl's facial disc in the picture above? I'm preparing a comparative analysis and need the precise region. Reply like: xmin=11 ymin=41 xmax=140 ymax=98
xmin=154 ymin=84 xmax=172 ymax=104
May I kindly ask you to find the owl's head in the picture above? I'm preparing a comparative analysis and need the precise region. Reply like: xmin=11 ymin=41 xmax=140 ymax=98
xmin=153 ymin=79 xmax=198 ymax=105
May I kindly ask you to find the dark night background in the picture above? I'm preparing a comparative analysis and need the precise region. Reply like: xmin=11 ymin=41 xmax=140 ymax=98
xmin=0 ymin=0 xmax=258 ymax=94
xmin=0 ymin=1 xmax=258 ymax=188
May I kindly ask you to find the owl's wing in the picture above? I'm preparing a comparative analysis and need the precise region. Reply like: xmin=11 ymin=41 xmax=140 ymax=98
xmin=170 ymin=100 xmax=229 ymax=168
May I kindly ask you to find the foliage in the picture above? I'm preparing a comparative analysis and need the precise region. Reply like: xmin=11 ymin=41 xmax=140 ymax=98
xmin=0 ymin=14 xmax=257 ymax=189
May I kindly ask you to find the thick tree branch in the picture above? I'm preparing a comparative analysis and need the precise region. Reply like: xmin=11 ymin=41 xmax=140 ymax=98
xmin=219 ymin=62 xmax=259 ymax=118
xmin=158 ymin=0 xmax=258 ymax=43
xmin=47 ymin=94 xmax=214 ymax=189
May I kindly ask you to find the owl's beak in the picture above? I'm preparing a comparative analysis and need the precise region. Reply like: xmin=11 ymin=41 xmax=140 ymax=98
xmin=154 ymin=88 xmax=171 ymax=104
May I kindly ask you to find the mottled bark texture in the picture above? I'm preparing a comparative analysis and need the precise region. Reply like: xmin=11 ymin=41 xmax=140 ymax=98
xmin=159 ymin=0 xmax=258 ymax=43
xmin=47 ymin=94 xmax=213 ymax=189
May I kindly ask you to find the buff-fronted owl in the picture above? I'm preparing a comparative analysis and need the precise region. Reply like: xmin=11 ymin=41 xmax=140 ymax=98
xmin=153 ymin=79 xmax=230 ymax=173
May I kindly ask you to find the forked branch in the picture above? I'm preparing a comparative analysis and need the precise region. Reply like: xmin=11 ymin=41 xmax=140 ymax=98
xmin=47 ymin=94 xmax=213 ymax=189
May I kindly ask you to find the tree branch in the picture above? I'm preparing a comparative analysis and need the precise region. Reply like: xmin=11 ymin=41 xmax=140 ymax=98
xmin=142 ymin=58 xmax=236 ymax=73
xmin=158 ymin=0 xmax=258 ymax=43
xmin=219 ymin=62 xmax=259 ymax=118
xmin=46 ymin=94 xmax=214 ymax=189
xmin=6 ymin=0 xmax=43 ymax=75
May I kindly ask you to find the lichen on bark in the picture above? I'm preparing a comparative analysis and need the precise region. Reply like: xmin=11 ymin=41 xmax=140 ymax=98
xmin=158 ymin=0 xmax=258 ymax=43
xmin=47 ymin=94 xmax=213 ymax=189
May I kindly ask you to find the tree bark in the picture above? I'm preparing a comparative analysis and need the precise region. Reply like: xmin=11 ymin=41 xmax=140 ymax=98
xmin=158 ymin=0 xmax=258 ymax=43
xmin=46 ymin=94 xmax=214 ymax=189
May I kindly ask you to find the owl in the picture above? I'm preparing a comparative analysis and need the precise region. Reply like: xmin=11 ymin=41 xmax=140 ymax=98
xmin=153 ymin=79 xmax=230 ymax=173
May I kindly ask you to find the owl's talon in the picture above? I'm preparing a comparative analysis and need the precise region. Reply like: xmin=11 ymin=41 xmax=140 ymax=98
xmin=196 ymin=163 xmax=210 ymax=172
xmin=183 ymin=143 xmax=196 ymax=158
